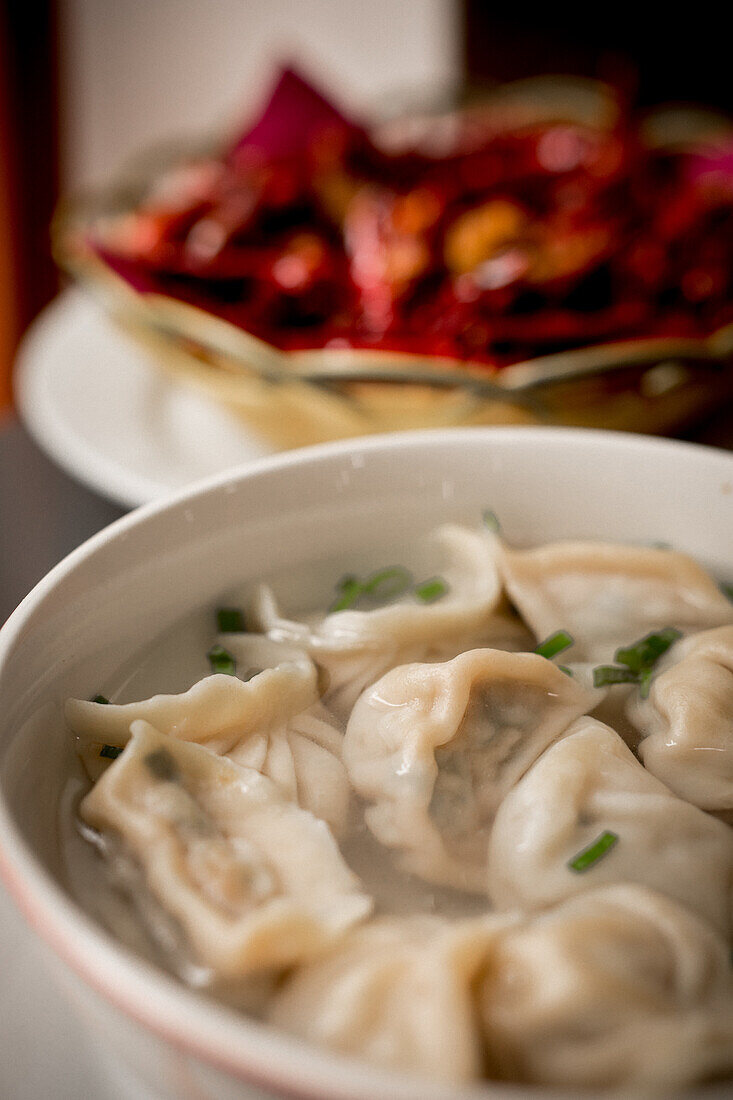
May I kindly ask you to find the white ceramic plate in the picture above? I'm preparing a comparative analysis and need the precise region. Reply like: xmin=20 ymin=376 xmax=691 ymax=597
xmin=14 ymin=291 xmax=274 ymax=509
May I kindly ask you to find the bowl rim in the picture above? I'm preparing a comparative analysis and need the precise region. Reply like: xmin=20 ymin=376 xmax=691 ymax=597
xmin=2 ymin=425 xmax=733 ymax=1100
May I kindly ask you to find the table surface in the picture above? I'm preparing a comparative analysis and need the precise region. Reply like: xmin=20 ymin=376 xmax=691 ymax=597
xmin=0 ymin=414 xmax=128 ymax=1099
xmin=0 ymin=413 xmax=125 ymax=624
xmin=2 ymin=401 xmax=733 ymax=1099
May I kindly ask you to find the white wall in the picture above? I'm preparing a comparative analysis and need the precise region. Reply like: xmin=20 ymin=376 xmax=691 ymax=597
xmin=59 ymin=0 xmax=461 ymax=190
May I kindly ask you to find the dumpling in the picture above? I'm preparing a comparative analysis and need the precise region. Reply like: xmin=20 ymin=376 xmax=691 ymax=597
xmin=269 ymin=913 xmax=515 ymax=1084
xmin=66 ymin=636 xmax=316 ymax=760
xmin=343 ymin=649 xmax=602 ymax=893
xmin=219 ymin=634 xmax=351 ymax=833
xmin=66 ymin=635 xmax=351 ymax=834
xmin=79 ymin=720 xmax=372 ymax=979
xmin=253 ymin=524 xmax=503 ymax=652
xmin=479 ymin=884 xmax=733 ymax=1091
xmin=629 ymin=625 xmax=733 ymax=812
xmin=487 ymin=714 xmax=733 ymax=934
xmin=251 ymin=524 xmax=520 ymax=719
xmin=496 ymin=539 xmax=733 ymax=662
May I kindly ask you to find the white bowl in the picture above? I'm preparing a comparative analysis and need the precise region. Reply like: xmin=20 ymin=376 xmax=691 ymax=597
xmin=1 ymin=426 xmax=732 ymax=1100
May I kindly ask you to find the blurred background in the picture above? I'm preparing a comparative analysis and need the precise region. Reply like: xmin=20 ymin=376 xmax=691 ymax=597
xmin=4 ymin=0 xmax=458 ymax=410
xmin=3 ymin=0 xmax=733 ymax=414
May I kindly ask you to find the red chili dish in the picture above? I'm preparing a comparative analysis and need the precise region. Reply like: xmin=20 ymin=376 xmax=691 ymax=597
xmin=85 ymin=67 xmax=733 ymax=372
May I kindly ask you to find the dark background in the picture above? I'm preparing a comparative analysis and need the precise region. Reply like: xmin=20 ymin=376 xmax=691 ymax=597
xmin=464 ymin=4 xmax=733 ymax=109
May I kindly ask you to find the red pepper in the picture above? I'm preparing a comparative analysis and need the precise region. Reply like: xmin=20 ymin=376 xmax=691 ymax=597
xmin=91 ymin=71 xmax=733 ymax=367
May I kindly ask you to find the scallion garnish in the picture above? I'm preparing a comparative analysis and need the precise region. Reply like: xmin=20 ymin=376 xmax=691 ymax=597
xmin=721 ymin=583 xmax=733 ymax=604
xmin=414 ymin=577 xmax=449 ymax=603
xmin=216 ymin=607 xmax=246 ymax=633
xmin=144 ymin=749 xmax=180 ymax=782
xmin=593 ymin=665 xmax=640 ymax=688
xmin=568 ymin=830 xmax=619 ymax=873
xmin=329 ymin=567 xmax=413 ymax=612
xmin=534 ymin=630 xmax=574 ymax=660
xmin=482 ymin=509 xmax=501 ymax=533
xmin=329 ymin=563 xmax=453 ymax=612
xmin=99 ymin=744 xmax=122 ymax=760
xmin=639 ymin=667 xmax=654 ymax=699
xmin=558 ymin=665 xmax=573 ymax=677
xmin=361 ymin=567 xmax=414 ymax=602
xmin=207 ymin=644 xmax=237 ymax=676
xmin=91 ymin=694 xmax=109 ymax=705
xmin=614 ymin=628 xmax=681 ymax=674
xmin=592 ymin=628 xmax=681 ymax=693
xmin=330 ymin=575 xmax=362 ymax=612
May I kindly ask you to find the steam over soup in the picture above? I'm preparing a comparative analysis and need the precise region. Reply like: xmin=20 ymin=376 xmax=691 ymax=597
xmin=65 ymin=523 xmax=733 ymax=1092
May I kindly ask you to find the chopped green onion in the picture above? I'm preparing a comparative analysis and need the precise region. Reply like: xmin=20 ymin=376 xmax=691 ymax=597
xmin=414 ymin=576 xmax=449 ymax=603
xmin=558 ymin=665 xmax=573 ymax=677
xmin=594 ymin=627 xmax=682 ymax=693
xmin=721 ymin=582 xmax=733 ymax=604
xmin=144 ymin=749 xmax=180 ymax=783
xmin=534 ymin=630 xmax=574 ymax=660
xmin=330 ymin=563 xmax=454 ymax=612
xmin=593 ymin=665 xmax=640 ymax=688
xmin=568 ymin=830 xmax=619 ymax=873
xmin=482 ymin=509 xmax=501 ymax=533
xmin=207 ymin=644 xmax=237 ymax=676
xmin=330 ymin=567 xmax=413 ymax=612
xmin=639 ymin=667 xmax=654 ymax=699
xmin=91 ymin=694 xmax=109 ymax=705
xmin=614 ymin=628 xmax=681 ymax=674
xmin=330 ymin=574 xmax=363 ymax=612
xmin=99 ymin=744 xmax=122 ymax=760
xmin=216 ymin=607 xmax=246 ymax=633
xmin=361 ymin=567 xmax=413 ymax=602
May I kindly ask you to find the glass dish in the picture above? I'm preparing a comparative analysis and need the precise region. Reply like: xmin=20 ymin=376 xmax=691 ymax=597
xmin=54 ymin=76 xmax=733 ymax=449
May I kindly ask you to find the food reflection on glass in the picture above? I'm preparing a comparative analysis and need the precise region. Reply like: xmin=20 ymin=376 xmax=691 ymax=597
xmin=65 ymin=520 xmax=733 ymax=1092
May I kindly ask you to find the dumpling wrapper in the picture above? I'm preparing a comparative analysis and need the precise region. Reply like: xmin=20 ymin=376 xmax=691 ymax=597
xmin=67 ymin=635 xmax=350 ymax=834
xmin=269 ymin=913 xmax=517 ymax=1084
xmin=344 ymin=648 xmax=602 ymax=893
xmin=66 ymin=637 xmax=316 ymax=756
xmin=487 ymin=715 xmax=733 ymax=934
xmin=79 ymin=721 xmax=372 ymax=979
xmin=251 ymin=524 xmax=521 ymax=720
xmin=480 ymin=884 xmax=733 ymax=1091
xmin=496 ymin=539 xmax=733 ymax=662
xmin=629 ymin=625 xmax=733 ymax=812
